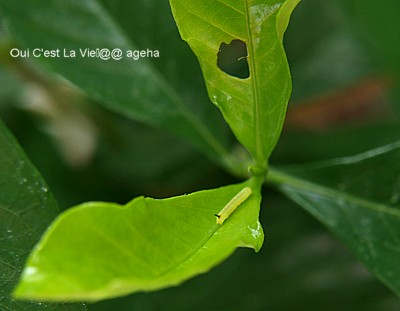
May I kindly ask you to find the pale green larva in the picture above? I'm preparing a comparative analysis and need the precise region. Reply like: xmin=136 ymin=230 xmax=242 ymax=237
xmin=215 ymin=187 xmax=252 ymax=225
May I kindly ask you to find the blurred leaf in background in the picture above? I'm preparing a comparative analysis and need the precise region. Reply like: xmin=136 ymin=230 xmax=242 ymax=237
xmin=0 ymin=121 xmax=86 ymax=310
xmin=340 ymin=0 xmax=400 ymax=73
xmin=338 ymin=0 xmax=400 ymax=113
xmin=270 ymin=141 xmax=400 ymax=296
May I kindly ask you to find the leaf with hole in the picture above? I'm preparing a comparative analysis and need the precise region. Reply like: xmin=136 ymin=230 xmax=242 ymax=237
xmin=169 ymin=0 xmax=300 ymax=165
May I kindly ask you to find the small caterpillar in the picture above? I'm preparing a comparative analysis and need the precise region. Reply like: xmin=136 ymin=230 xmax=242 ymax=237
xmin=215 ymin=187 xmax=252 ymax=225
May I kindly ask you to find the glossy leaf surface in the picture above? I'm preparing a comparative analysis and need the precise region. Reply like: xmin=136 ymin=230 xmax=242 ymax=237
xmin=92 ymin=192 xmax=400 ymax=311
xmin=169 ymin=0 xmax=300 ymax=164
xmin=14 ymin=180 xmax=263 ymax=301
xmin=269 ymin=141 xmax=400 ymax=296
xmin=0 ymin=121 xmax=86 ymax=310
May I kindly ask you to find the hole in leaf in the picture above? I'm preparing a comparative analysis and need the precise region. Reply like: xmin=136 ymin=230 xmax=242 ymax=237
xmin=217 ymin=39 xmax=250 ymax=79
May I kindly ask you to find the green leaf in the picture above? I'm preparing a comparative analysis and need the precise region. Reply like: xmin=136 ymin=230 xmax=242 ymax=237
xmin=268 ymin=141 xmax=400 ymax=296
xmin=0 ymin=120 xmax=86 ymax=310
xmin=92 ymin=192 xmax=399 ymax=311
xmin=273 ymin=121 xmax=400 ymax=164
xmin=98 ymin=0 xmax=231 ymax=140
xmin=0 ymin=0 xmax=233 ymax=168
xmin=14 ymin=179 xmax=264 ymax=302
xmin=169 ymin=0 xmax=300 ymax=165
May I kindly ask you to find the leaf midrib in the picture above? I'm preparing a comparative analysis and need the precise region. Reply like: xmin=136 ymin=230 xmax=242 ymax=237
xmin=244 ymin=1 xmax=263 ymax=164
xmin=150 ymin=223 xmax=222 ymax=284
xmin=268 ymin=168 xmax=400 ymax=218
